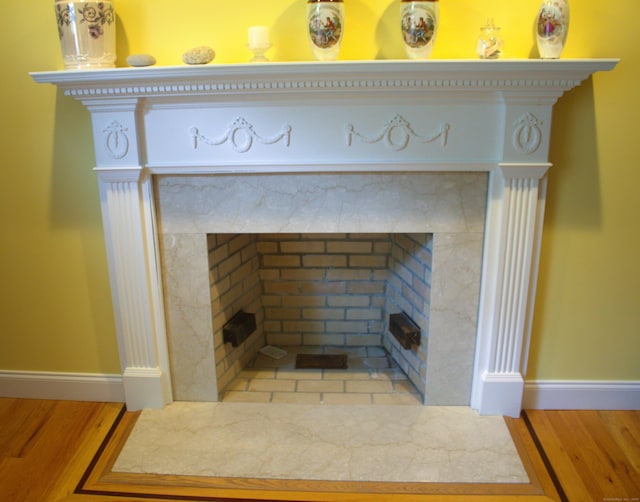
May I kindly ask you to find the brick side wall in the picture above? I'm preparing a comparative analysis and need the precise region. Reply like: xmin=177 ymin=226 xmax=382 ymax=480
xmin=208 ymin=234 xmax=265 ymax=392
xmin=384 ymin=234 xmax=433 ymax=402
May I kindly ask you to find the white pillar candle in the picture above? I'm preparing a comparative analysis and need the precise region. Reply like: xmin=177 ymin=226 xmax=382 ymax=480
xmin=248 ymin=26 xmax=270 ymax=48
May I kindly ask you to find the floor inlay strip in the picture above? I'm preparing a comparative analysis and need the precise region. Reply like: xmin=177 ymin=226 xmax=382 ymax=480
xmin=522 ymin=410 xmax=569 ymax=502
xmin=75 ymin=403 xmax=127 ymax=494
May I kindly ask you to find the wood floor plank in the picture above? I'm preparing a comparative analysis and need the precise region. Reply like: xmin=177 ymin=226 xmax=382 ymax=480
xmin=48 ymin=402 xmax=124 ymax=501
xmin=505 ymin=415 xmax=561 ymax=501
xmin=557 ymin=409 xmax=638 ymax=499
xmin=0 ymin=400 xmax=68 ymax=501
xmin=504 ymin=417 xmax=543 ymax=490
xmin=26 ymin=401 xmax=99 ymax=500
xmin=524 ymin=410 xmax=594 ymax=502
xmin=0 ymin=398 xmax=52 ymax=458
xmin=580 ymin=410 xmax=640 ymax=497
xmin=0 ymin=399 xmax=123 ymax=502
xmin=61 ymin=495 xmax=553 ymax=502
xmin=0 ymin=456 xmax=29 ymax=502
xmin=598 ymin=410 xmax=640 ymax=473
xmin=548 ymin=410 xmax=613 ymax=500
xmin=541 ymin=409 xmax=640 ymax=500
xmin=78 ymin=407 xmax=140 ymax=491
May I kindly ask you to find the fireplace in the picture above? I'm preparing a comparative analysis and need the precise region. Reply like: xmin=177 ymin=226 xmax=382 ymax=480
xmin=205 ymin=232 xmax=435 ymax=400
xmin=32 ymin=59 xmax=618 ymax=417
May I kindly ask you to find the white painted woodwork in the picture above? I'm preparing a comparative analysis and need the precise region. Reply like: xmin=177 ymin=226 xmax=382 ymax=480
xmin=32 ymin=60 xmax=618 ymax=415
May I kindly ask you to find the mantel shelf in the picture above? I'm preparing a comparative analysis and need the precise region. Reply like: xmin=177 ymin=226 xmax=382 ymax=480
xmin=31 ymin=59 xmax=619 ymax=99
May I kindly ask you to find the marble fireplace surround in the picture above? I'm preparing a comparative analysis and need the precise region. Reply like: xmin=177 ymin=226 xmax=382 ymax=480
xmin=32 ymin=59 xmax=617 ymax=417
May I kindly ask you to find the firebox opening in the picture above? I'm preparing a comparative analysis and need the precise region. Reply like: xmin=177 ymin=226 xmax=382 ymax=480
xmin=208 ymin=233 xmax=432 ymax=404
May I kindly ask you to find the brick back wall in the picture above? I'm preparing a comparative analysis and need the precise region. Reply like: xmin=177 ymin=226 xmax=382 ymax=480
xmin=257 ymin=234 xmax=390 ymax=347
xmin=208 ymin=234 xmax=265 ymax=392
xmin=384 ymin=234 xmax=433 ymax=401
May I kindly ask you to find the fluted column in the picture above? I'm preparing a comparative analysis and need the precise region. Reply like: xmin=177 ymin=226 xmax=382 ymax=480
xmin=471 ymin=163 xmax=550 ymax=416
xmin=90 ymin=99 xmax=172 ymax=410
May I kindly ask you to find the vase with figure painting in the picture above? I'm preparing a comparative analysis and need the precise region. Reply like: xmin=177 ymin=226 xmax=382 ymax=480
xmin=307 ymin=0 xmax=344 ymax=61
xmin=536 ymin=0 xmax=570 ymax=59
xmin=401 ymin=0 xmax=439 ymax=60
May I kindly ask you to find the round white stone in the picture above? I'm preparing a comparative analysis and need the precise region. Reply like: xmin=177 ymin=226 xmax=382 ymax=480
xmin=126 ymin=54 xmax=157 ymax=67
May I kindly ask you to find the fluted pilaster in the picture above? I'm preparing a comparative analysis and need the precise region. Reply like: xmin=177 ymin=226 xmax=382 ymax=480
xmin=97 ymin=169 xmax=171 ymax=409
xmin=472 ymin=164 xmax=549 ymax=416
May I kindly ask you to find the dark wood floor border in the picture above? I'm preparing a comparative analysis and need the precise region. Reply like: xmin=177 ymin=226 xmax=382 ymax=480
xmin=77 ymin=487 xmax=264 ymax=502
xmin=75 ymin=403 xmax=128 ymax=494
xmin=521 ymin=410 xmax=569 ymax=502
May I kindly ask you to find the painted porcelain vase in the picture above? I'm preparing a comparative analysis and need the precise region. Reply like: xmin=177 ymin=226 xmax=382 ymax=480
xmin=307 ymin=0 xmax=345 ymax=61
xmin=54 ymin=0 xmax=116 ymax=69
xmin=536 ymin=0 xmax=570 ymax=59
xmin=401 ymin=0 xmax=439 ymax=60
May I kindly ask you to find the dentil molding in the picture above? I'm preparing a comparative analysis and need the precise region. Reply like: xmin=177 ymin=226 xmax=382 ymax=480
xmin=32 ymin=60 xmax=618 ymax=100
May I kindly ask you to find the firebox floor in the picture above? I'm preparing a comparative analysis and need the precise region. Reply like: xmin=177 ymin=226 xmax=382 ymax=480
xmin=220 ymin=346 xmax=423 ymax=405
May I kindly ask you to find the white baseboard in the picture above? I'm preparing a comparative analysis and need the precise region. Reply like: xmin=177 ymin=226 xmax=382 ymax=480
xmin=2 ymin=372 xmax=638 ymax=410
xmin=523 ymin=380 xmax=640 ymax=410
xmin=0 ymin=370 xmax=125 ymax=403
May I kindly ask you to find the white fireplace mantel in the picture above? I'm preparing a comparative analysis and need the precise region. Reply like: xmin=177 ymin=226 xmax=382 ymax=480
xmin=32 ymin=59 xmax=618 ymax=416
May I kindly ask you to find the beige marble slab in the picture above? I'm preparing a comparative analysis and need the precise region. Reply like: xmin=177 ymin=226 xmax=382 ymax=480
xmin=113 ymin=402 xmax=528 ymax=484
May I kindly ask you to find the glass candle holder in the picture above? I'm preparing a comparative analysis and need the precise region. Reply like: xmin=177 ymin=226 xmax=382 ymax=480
xmin=54 ymin=0 xmax=116 ymax=69
xmin=476 ymin=19 xmax=504 ymax=59
xmin=248 ymin=26 xmax=271 ymax=62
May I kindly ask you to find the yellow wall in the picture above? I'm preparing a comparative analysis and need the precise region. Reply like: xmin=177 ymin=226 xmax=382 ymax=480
xmin=1 ymin=1 xmax=638 ymax=381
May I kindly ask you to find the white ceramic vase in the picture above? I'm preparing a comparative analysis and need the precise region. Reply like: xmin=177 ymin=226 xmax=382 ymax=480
xmin=307 ymin=0 xmax=345 ymax=61
xmin=401 ymin=0 xmax=439 ymax=60
xmin=54 ymin=0 xmax=116 ymax=69
xmin=536 ymin=0 xmax=570 ymax=59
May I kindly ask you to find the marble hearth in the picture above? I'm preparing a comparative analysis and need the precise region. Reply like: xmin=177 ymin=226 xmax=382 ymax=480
xmin=32 ymin=59 xmax=618 ymax=417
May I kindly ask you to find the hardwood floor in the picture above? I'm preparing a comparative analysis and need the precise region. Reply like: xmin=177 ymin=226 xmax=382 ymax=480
xmin=0 ymin=398 xmax=637 ymax=501
xmin=0 ymin=399 xmax=123 ymax=501
xmin=524 ymin=410 xmax=640 ymax=501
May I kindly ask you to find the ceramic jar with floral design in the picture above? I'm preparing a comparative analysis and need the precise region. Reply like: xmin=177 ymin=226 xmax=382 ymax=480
xmin=307 ymin=0 xmax=344 ymax=61
xmin=536 ymin=0 xmax=570 ymax=59
xmin=401 ymin=0 xmax=439 ymax=59
xmin=55 ymin=0 xmax=116 ymax=69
